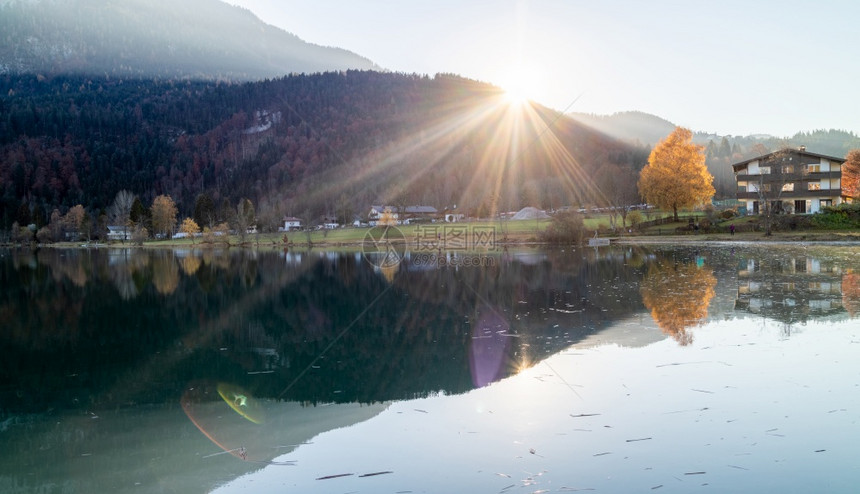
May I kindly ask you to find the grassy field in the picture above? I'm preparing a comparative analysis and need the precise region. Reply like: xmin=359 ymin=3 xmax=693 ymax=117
xmin=145 ymin=215 xmax=625 ymax=247
xmin=71 ymin=212 xmax=707 ymax=248
xmin=34 ymin=209 xmax=860 ymax=249
xmin=147 ymin=219 xmax=556 ymax=247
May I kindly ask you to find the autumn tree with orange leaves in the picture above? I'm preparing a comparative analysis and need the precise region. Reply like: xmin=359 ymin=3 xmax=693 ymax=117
xmin=842 ymin=149 xmax=860 ymax=200
xmin=179 ymin=217 xmax=200 ymax=244
xmin=638 ymin=127 xmax=714 ymax=222
xmin=151 ymin=195 xmax=178 ymax=239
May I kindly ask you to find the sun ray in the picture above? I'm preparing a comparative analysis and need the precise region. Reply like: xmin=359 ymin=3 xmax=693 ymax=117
xmin=293 ymin=92 xmax=508 ymax=208
xmin=280 ymin=73 xmax=605 ymax=220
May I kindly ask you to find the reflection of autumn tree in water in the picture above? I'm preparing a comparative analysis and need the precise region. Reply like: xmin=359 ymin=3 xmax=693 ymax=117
xmin=38 ymin=249 xmax=90 ymax=287
xmin=377 ymin=262 xmax=399 ymax=283
xmin=180 ymin=255 xmax=202 ymax=276
xmin=152 ymin=252 xmax=179 ymax=295
xmin=843 ymin=272 xmax=860 ymax=317
xmin=640 ymin=260 xmax=717 ymax=345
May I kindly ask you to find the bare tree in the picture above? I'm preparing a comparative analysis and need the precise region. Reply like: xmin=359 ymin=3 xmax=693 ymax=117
xmin=596 ymin=163 xmax=640 ymax=230
xmin=109 ymin=190 xmax=135 ymax=234
xmin=231 ymin=198 xmax=256 ymax=244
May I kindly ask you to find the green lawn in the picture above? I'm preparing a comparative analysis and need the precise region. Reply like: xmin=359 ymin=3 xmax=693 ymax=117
xmin=93 ymin=210 xmax=720 ymax=247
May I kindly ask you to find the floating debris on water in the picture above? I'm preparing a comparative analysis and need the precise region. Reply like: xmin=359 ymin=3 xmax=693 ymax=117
xmin=316 ymin=473 xmax=354 ymax=480
xmin=359 ymin=471 xmax=393 ymax=477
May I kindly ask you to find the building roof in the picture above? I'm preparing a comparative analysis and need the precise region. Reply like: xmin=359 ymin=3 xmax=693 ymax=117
xmin=371 ymin=205 xmax=438 ymax=214
xmin=732 ymin=147 xmax=846 ymax=172
xmin=283 ymin=216 xmax=302 ymax=222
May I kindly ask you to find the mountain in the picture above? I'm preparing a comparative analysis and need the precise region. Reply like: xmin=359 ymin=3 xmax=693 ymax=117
xmin=0 ymin=0 xmax=379 ymax=80
xmin=568 ymin=111 xmax=676 ymax=147
xmin=570 ymin=110 xmax=859 ymax=158
xmin=0 ymin=71 xmax=647 ymax=231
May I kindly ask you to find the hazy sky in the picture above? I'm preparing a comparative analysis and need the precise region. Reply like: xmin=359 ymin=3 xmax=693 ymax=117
xmin=227 ymin=0 xmax=859 ymax=137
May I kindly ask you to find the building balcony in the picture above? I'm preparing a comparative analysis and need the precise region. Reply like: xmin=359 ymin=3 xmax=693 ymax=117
xmin=736 ymin=189 xmax=842 ymax=200
xmin=736 ymin=171 xmax=841 ymax=182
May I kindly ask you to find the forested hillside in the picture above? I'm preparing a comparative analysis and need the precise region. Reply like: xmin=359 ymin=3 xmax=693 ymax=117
xmin=0 ymin=71 xmax=648 ymax=231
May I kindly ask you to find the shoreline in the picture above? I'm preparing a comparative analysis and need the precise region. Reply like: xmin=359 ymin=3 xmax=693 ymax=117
xmin=4 ymin=230 xmax=860 ymax=250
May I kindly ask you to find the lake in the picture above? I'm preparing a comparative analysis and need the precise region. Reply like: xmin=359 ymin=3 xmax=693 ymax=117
xmin=1 ymin=244 xmax=858 ymax=493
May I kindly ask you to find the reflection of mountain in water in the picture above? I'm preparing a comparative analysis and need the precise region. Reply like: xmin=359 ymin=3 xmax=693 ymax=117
xmin=734 ymin=251 xmax=851 ymax=324
xmin=0 ymin=247 xmax=657 ymax=414
xmin=0 ymin=395 xmax=387 ymax=494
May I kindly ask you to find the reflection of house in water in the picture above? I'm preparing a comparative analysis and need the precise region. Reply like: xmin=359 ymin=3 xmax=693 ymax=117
xmin=282 ymin=251 xmax=304 ymax=265
xmin=735 ymin=256 xmax=845 ymax=324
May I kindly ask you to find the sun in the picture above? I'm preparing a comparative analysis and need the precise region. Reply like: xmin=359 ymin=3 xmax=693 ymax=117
xmin=499 ymin=68 xmax=541 ymax=106
xmin=503 ymin=83 xmax=529 ymax=106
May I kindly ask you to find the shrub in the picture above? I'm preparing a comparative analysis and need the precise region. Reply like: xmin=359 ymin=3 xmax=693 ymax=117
xmin=627 ymin=210 xmax=643 ymax=228
xmin=12 ymin=223 xmax=33 ymax=244
xmin=213 ymin=222 xmax=230 ymax=244
xmin=773 ymin=214 xmax=814 ymax=231
xmin=541 ymin=211 xmax=587 ymax=244
xmin=131 ymin=226 xmax=149 ymax=245
xmin=812 ymin=203 xmax=860 ymax=229
xmin=36 ymin=227 xmax=52 ymax=243
xmin=202 ymin=226 xmax=215 ymax=244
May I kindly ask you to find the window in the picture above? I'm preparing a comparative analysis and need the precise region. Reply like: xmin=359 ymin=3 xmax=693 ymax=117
xmin=808 ymin=182 xmax=821 ymax=191
xmin=782 ymin=183 xmax=794 ymax=192
xmin=808 ymin=164 xmax=821 ymax=173
xmin=783 ymin=165 xmax=794 ymax=174
xmin=759 ymin=166 xmax=771 ymax=174
xmin=821 ymin=199 xmax=833 ymax=208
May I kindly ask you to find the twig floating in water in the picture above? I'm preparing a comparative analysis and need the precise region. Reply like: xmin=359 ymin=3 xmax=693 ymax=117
xmin=570 ymin=413 xmax=600 ymax=418
xmin=684 ymin=471 xmax=706 ymax=475
xmin=626 ymin=437 xmax=652 ymax=442
xmin=359 ymin=471 xmax=393 ymax=477
xmin=593 ymin=452 xmax=611 ymax=457
xmin=316 ymin=473 xmax=354 ymax=480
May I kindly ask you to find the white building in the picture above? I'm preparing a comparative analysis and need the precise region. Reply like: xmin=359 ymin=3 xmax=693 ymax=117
xmin=733 ymin=147 xmax=847 ymax=215
xmin=106 ymin=225 xmax=131 ymax=241
xmin=281 ymin=216 xmax=302 ymax=231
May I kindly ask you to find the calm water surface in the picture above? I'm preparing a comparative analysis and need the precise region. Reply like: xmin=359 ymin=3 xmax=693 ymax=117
xmin=1 ymin=244 xmax=858 ymax=493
